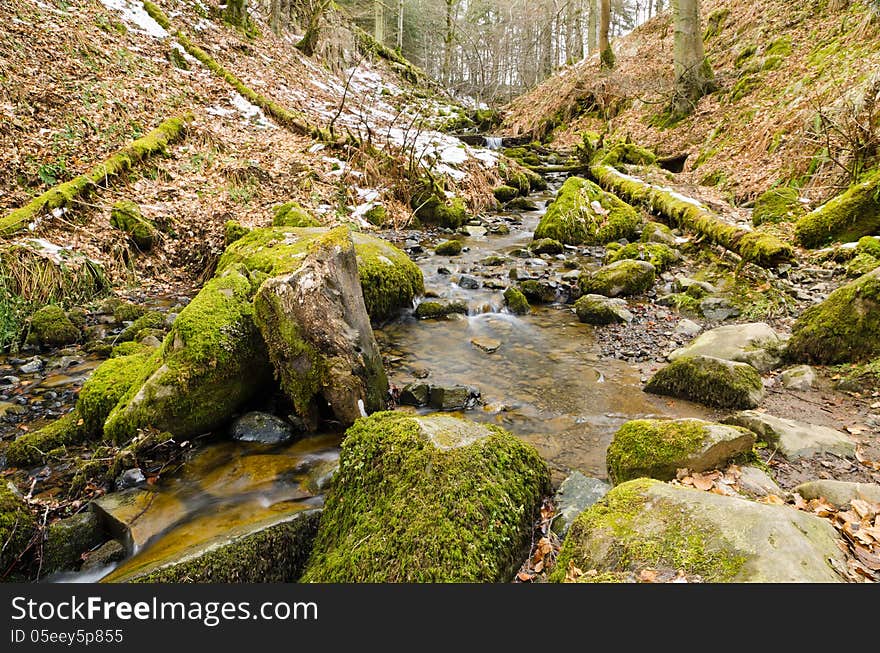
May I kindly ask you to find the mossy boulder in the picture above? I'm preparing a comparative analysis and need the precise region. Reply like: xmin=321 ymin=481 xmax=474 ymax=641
xmin=640 ymin=220 xmax=676 ymax=245
xmin=414 ymin=300 xmax=468 ymax=319
xmin=846 ymin=237 xmax=880 ymax=277
xmin=530 ymin=238 xmax=564 ymax=255
xmin=411 ymin=185 xmax=469 ymax=228
xmin=493 ymin=185 xmax=520 ymax=203
xmin=43 ymin=511 xmax=104 ymax=573
xmin=435 ymin=239 xmax=463 ymax=256
xmin=78 ymin=350 xmax=154 ymax=436
xmin=6 ymin=411 xmax=85 ymax=468
xmin=518 ymin=279 xmax=557 ymax=303
xmin=272 ymin=201 xmax=320 ymax=228
xmin=253 ymin=228 xmax=388 ymax=430
xmin=0 ymin=482 xmax=35 ymax=575
xmin=668 ymin=322 xmax=783 ymax=373
xmin=579 ymin=260 xmax=655 ymax=298
xmin=574 ymin=294 xmax=633 ymax=325
xmin=102 ymin=268 xmax=274 ymax=444
xmin=110 ymin=201 xmax=158 ymax=251
xmin=301 ymin=412 xmax=550 ymax=582
xmin=752 ymin=187 xmax=806 ymax=226
xmin=786 ymin=267 xmax=880 ymax=364
xmin=534 ymin=177 xmax=641 ymax=245
xmin=503 ymin=287 xmax=530 ymax=315
xmin=606 ymin=242 xmax=678 ymax=272
xmin=117 ymin=310 xmax=165 ymax=342
xmin=795 ymin=171 xmax=880 ymax=247
xmin=550 ymin=479 xmax=846 ymax=583
xmin=645 ymin=355 xmax=765 ymax=409
xmin=218 ymin=227 xmax=424 ymax=322
xmin=606 ymin=419 xmax=756 ymax=484
xmin=26 ymin=305 xmax=80 ymax=347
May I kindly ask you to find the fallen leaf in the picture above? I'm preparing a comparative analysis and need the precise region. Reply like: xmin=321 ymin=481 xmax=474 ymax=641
xmin=517 ymin=571 xmax=533 ymax=582
xmin=533 ymin=560 xmax=544 ymax=573
xmin=851 ymin=499 xmax=875 ymax=520
xmin=853 ymin=545 xmax=880 ymax=571
xmin=639 ymin=569 xmax=657 ymax=583
xmin=692 ymin=473 xmax=715 ymax=491
xmin=761 ymin=494 xmax=786 ymax=505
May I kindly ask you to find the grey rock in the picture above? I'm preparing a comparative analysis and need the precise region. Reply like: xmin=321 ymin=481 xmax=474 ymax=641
xmin=463 ymin=225 xmax=488 ymax=238
xmin=794 ymin=480 xmax=880 ymax=508
xmin=0 ymin=376 xmax=20 ymax=386
xmin=675 ymin=319 xmax=702 ymax=337
xmin=81 ymin=539 xmax=127 ymax=571
xmin=115 ymin=468 xmax=146 ymax=491
xmin=18 ymin=357 xmax=43 ymax=374
xmin=736 ymin=465 xmax=785 ymax=499
xmin=231 ymin=411 xmax=296 ymax=444
xmin=552 ymin=472 xmax=610 ymax=537
xmin=428 ymin=385 xmax=480 ymax=410
xmin=724 ymin=410 xmax=856 ymax=460
xmin=780 ymin=365 xmax=816 ymax=391
xmin=700 ymin=297 xmax=741 ymax=322
xmin=673 ymin=275 xmax=717 ymax=295
xmin=669 ymin=322 xmax=782 ymax=372
xmin=400 ymin=383 xmax=430 ymax=406
xmin=457 ymin=274 xmax=481 ymax=289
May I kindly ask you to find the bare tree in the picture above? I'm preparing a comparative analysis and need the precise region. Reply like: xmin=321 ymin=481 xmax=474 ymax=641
xmin=599 ymin=0 xmax=613 ymax=68
xmin=671 ymin=0 xmax=714 ymax=116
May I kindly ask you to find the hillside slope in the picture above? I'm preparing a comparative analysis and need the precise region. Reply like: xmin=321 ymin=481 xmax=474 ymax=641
xmin=504 ymin=0 xmax=880 ymax=204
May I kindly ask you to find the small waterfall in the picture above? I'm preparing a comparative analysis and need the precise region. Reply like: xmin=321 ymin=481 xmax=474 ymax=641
xmin=484 ymin=136 xmax=503 ymax=150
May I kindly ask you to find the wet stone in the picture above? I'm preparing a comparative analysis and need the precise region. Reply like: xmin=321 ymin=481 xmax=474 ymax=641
xmin=115 ymin=468 xmax=147 ymax=491
xmin=458 ymin=274 xmax=481 ymax=289
xmin=700 ymin=297 xmax=740 ymax=322
xmin=400 ymin=383 xmax=430 ymax=406
xmin=231 ymin=411 xmax=296 ymax=444
xmin=428 ymin=385 xmax=480 ymax=411
xmin=18 ymin=357 xmax=44 ymax=374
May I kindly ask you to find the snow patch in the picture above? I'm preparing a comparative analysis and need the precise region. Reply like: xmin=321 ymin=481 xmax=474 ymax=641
xmin=97 ymin=0 xmax=168 ymax=38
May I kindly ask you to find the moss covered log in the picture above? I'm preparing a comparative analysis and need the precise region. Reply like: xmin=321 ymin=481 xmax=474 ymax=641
xmin=0 ymin=114 xmax=191 ymax=237
xmin=795 ymin=171 xmax=880 ymax=247
xmin=302 ymin=412 xmax=550 ymax=582
xmin=591 ymin=163 xmax=793 ymax=268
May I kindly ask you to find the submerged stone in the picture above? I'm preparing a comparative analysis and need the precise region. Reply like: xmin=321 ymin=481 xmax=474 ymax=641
xmin=231 ymin=411 xmax=296 ymax=444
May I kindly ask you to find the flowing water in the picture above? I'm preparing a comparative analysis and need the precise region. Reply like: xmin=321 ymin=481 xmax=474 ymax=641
xmin=41 ymin=172 xmax=713 ymax=581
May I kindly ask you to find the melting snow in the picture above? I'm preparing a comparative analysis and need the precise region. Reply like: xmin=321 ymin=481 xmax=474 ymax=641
xmin=98 ymin=0 xmax=168 ymax=38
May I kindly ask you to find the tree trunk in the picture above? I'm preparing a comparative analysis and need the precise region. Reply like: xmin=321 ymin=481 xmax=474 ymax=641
xmin=443 ymin=0 xmax=455 ymax=84
xmin=599 ymin=0 xmax=613 ymax=68
xmin=225 ymin=0 xmax=248 ymax=28
xmin=671 ymin=0 xmax=715 ymax=116
xmin=588 ymin=0 xmax=597 ymax=53
xmin=396 ymin=0 xmax=404 ymax=51
xmin=373 ymin=0 xmax=385 ymax=44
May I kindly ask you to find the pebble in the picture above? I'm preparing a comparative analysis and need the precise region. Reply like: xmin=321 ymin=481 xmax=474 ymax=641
xmin=18 ymin=357 xmax=44 ymax=374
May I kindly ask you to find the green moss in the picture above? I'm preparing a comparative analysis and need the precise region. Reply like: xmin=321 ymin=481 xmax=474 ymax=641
xmin=644 ymin=355 xmax=764 ymax=409
xmin=0 ymin=114 xmax=191 ymax=237
xmin=549 ymin=479 xmax=745 ymax=583
xmin=729 ymin=75 xmax=762 ymax=103
xmin=765 ymin=37 xmax=792 ymax=57
xmin=493 ymin=185 xmax=519 ymax=203
xmin=597 ymin=142 xmax=657 ymax=169
xmin=518 ymin=280 xmax=556 ymax=303
xmin=0 ymin=483 xmax=36 ymax=574
xmin=704 ymin=7 xmax=730 ymax=40
xmin=26 ymin=305 xmax=79 ymax=347
xmin=411 ymin=186 xmax=470 ymax=228
xmin=5 ymin=411 xmax=86 ymax=468
xmin=132 ymin=511 xmax=321 ymax=582
xmin=43 ymin=512 xmax=103 ymax=573
xmin=435 ymin=240 xmax=463 ymax=256
xmin=834 ymin=358 xmax=880 ymax=392
xmin=111 ymin=302 xmax=144 ymax=323
xmin=606 ymin=419 xmax=707 ymax=484
xmin=78 ymin=351 xmax=153 ymax=436
xmin=534 ymin=177 xmax=640 ymax=245
xmin=787 ymin=267 xmax=880 ymax=364
xmin=503 ymin=287 xmax=530 ymax=315
xmin=795 ymin=171 xmax=880 ymax=247
xmin=110 ymin=200 xmax=158 ymax=251
xmin=846 ymin=252 xmax=880 ymax=277
xmin=503 ymin=147 xmax=540 ymax=167
xmin=530 ymin=238 xmax=564 ymax=255
xmin=301 ymin=412 xmax=550 ymax=582
xmin=606 ymin=242 xmax=678 ymax=272
xmin=110 ymin=340 xmax=152 ymax=357
xmin=364 ymin=205 xmax=387 ymax=226
xmin=753 ymin=186 xmax=806 ymax=226
xmin=117 ymin=311 xmax=165 ymax=342
xmin=167 ymin=46 xmax=189 ymax=70
xmin=414 ymin=300 xmax=468 ymax=319
xmin=641 ymin=221 xmax=674 ymax=243
xmin=761 ymin=55 xmax=785 ymax=71
xmin=734 ymin=45 xmax=757 ymax=68
xmin=272 ymin=201 xmax=320 ymax=227
xmin=579 ymin=260 xmax=656 ymax=297
xmin=224 ymin=220 xmax=250 ymax=246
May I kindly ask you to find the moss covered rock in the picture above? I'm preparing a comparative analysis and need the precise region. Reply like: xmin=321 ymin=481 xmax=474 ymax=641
xmin=550 ymin=479 xmax=846 ymax=583
xmin=534 ymin=177 xmax=641 ymax=245
xmin=493 ymin=185 xmax=519 ymax=203
xmin=606 ymin=419 xmax=756 ymax=484
xmin=414 ymin=300 xmax=468 ymax=319
xmin=574 ymin=294 xmax=633 ymax=325
xmin=411 ymin=184 xmax=469 ymax=228
xmin=579 ymin=260 xmax=655 ymax=298
xmin=102 ymin=268 xmax=273 ymax=444
xmin=43 ymin=511 xmax=104 ymax=573
xmin=645 ymin=355 xmax=765 ymax=409
xmin=640 ymin=220 xmax=676 ymax=245
xmin=786 ymin=267 xmax=880 ymax=364
xmin=795 ymin=171 xmax=880 ymax=247
xmin=530 ymin=238 xmax=564 ymax=255
xmin=224 ymin=220 xmax=250 ymax=246
xmin=518 ymin=279 xmax=557 ymax=303
xmin=301 ymin=412 xmax=550 ymax=582
xmin=26 ymin=305 xmax=80 ymax=347
xmin=0 ymin=482 xmax=35 ymax=575
xmin=253 ymin=228 xmax=388 ymax=430
xmin=435 ymin=239 xmax=463 ymax=256
xmin=752 ymin=187 xmax=806 ymax=226
xmin=218 ymin=227 xmax=423 ymax=322
xmin=846 ymin=237 xmax=880 ymax=277
xmin=503 ymin=287 xmax=530 ymax=315
xmin=272 ymin=201 xmax=320 ymax=227
xmin=117 ymin=310 xmax=165 ymax=342
xmin=606 ymin=242 xmax=678 ymax=272
xmin=5 ymin=411 xmax=85 ymax=468
xmin=78 ymin=350 xmax=154 ymax=436
xmin=110 ymin=201 xmax=158 ymax=251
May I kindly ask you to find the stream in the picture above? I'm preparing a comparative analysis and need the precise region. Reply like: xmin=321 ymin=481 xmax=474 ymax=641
xmin=25 ymin=171 xmax=714 ymax=582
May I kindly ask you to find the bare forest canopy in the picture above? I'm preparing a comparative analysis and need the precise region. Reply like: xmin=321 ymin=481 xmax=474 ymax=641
xmin=265 ymin=0 xmax=668 ymax=103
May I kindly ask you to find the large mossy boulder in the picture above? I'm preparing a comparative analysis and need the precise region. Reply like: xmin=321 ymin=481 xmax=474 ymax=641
xmin=606 ymin=419 xmax=755 ymax=484
xmin=0 ymin=482 xmax=35 ymax=576
xmin=786 ymin=267 xmax=880 ymax=364
xmin=26 ymin=305 xmax=80 ymax=347
xmin=795 ymin=171 xmax=880 ymax=247
xmin=578 ymin=260 xmax=655 ymax=298
xmin=102 ymin=268 xmax=274 ymax=444
xmin=550 ymin=479 xmax=847 ymax=583
xmin=301 ymin=412 xmax=550 ymax=582
xmin=253 ymin=228 xmax=388 ymax=430
xmin=605 ymin=242 xmax=679 ymax=272
xmin=217 ymin=227 xmax=424 ymax=322
xmin=534 ymin=177 xmax=641 ymax=245
xmin=645 ymin=355 xmax=765 ymax=409
xmin=574 ymin=294 xmax=633 ymax=324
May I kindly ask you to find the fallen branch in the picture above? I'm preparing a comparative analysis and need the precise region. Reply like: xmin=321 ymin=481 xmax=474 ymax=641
xmin=590 ymin=163 xmax=794 ymax=268
xmin=0 ymin=114 xmax=191 ymax=238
